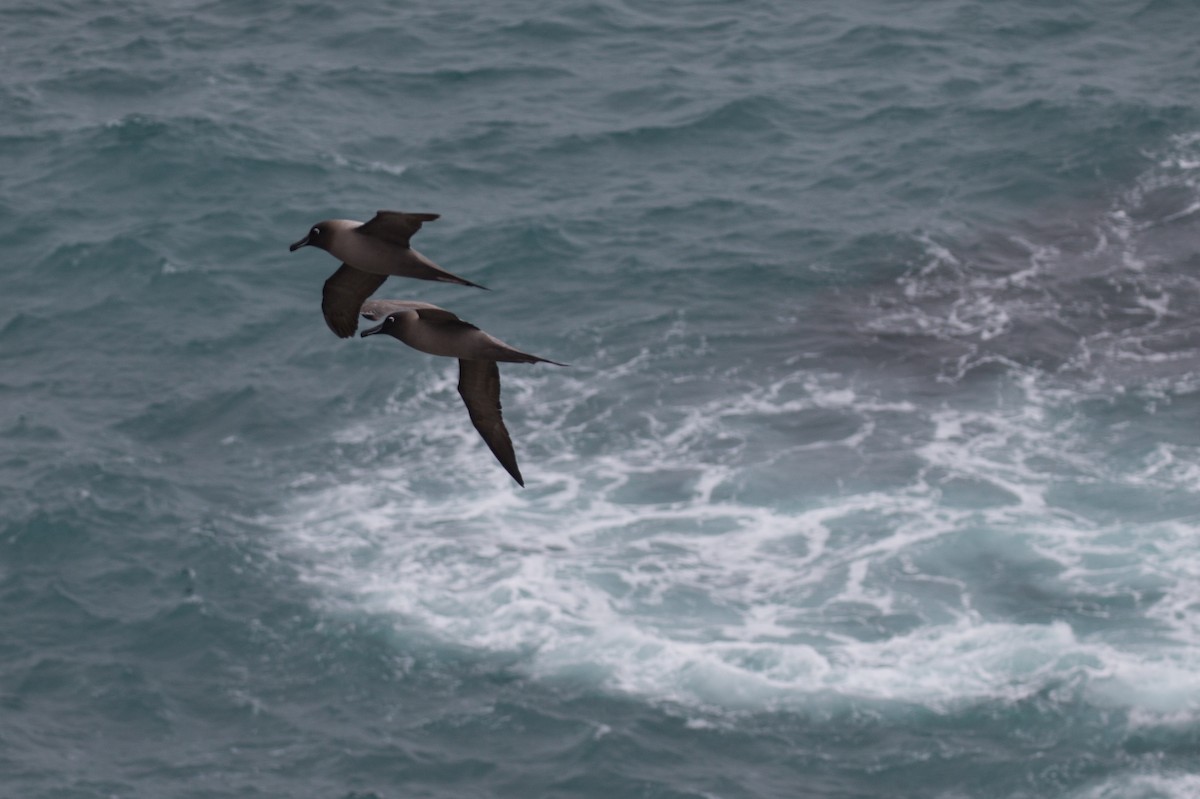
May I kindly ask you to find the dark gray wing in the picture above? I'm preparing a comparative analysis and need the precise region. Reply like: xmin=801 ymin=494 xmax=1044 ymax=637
xmin=361 ymin=299 xmax=445 ymax=321
xmin=415 ymin=306 xmax=472 ymax=325
xmin=457 ymin=360 xmax=523 ymax=486
xmin=357 ymin=211 xmax=440 ymax=246
xmin=360 ymin=299 xmax=469 ymax=327
xmin=322 ymin=264 xmax=387 ymax=338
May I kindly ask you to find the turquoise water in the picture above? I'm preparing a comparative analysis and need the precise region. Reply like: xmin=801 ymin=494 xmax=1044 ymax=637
xmin=4 ymin=1 xmax=1200 ymax=797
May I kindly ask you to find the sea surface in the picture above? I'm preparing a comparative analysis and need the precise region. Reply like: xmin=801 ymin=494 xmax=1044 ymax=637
xmin=3 ymin=1 xmax=1200 ymax=797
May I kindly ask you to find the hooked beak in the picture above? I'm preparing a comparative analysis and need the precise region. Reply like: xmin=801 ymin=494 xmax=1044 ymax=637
xmin=360 ymin=322 xmax=385 ymax=338
xmin=288 ymin=234 xmax=310 ymax=252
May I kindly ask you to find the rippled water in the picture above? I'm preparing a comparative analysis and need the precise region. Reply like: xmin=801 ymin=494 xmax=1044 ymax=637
xmin=4 ymin=1 xmax=1200 ymax=797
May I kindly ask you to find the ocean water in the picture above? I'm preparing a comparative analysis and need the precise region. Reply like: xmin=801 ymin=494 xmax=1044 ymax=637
xmin=3 ymin=0 xmax=1200 ymax=796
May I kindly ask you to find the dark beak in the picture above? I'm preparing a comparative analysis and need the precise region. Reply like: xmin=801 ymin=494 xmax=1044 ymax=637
xmin=288 ymin=234 xmax=310 ymax=252
xmin=360 ymin=322 xmax=384 ymax=338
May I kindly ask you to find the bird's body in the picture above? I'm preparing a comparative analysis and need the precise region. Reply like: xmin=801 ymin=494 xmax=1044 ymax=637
xmin=360 ymin=300 xmax=558 ymax=364
xmin=290 ymin=211 xmax=485 ymax=337
xmin=299 ymin=218 xmax=469 ymax=281
xmin=359 ymin=300 xmax=565 ymax=486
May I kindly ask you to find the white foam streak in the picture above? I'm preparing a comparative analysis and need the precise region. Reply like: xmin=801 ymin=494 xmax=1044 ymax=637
xmin=1075 ymin=773 xmax=1200 ymax=799
xmin=268 ymin=347 xmax=1200 ymax=717
xmin=330 ymin=152 xmax=407 ymax=176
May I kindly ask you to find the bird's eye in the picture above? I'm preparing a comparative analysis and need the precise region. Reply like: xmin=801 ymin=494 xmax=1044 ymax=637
xmin=311 ymin=227 xmax=320 ymax=237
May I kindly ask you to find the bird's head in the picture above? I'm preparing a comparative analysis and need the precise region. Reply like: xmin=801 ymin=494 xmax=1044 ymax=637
xmin=289 ymin=222 xmax=330 ymax=252
xmin=360 ymin=314 xmax=403 ymax=339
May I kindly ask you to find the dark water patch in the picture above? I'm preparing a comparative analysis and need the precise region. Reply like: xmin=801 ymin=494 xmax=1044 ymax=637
xmin=1125 ymin=183 xmax=1200 ymax=226
xmin=1123 ymin=721 xmax=1200 ymax=759
xmin=851 ymin=182 xmax=1200 ymax=386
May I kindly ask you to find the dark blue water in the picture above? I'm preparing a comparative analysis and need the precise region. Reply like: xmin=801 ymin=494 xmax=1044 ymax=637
xmin=4 ymin=1 xmax=1200 ymax=797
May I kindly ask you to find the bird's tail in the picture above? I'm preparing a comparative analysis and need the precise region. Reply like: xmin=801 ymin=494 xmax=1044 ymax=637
xmin=488 ymin=348 xmax=567 ymax=366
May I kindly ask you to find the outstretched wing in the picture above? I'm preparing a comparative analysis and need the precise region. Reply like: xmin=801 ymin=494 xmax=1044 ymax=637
xmin=457 ymin=359 xmax=523 ymax=486
xmin=360 ymin=299 xmax=468 ymax=326
xmin=322 ymin=264 xmax=387 ymax=338
xmin=357 ymin=211 xmax=440 ymax=247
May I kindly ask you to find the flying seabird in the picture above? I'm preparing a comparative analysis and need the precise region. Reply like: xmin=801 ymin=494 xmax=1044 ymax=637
xmin=359 ymin=299 xmax=565 ymax=487
xmin=289 ymin=211 xmax=486 ymax=338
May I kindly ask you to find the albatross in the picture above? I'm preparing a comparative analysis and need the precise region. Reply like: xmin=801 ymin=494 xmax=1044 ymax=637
xmin=290 ymin=211 xmax=486 ymax=338
xmin=359 ymin=299 xmax=565 ymax=486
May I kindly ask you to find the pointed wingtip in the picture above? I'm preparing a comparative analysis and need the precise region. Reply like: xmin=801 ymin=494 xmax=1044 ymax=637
xmin=501 ymin=453 xmax=524 ymax=486
xmin=440 ymin=276 xmax=488 ymax=290
xmin=493 ymin=451 xmax=524 ymax=487
xmin=325 ymin=319 xmax=356 ymax=338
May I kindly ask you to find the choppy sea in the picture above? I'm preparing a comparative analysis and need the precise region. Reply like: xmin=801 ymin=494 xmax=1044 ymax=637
xmin=4 ymin=1 xmax=1200 ymax=797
